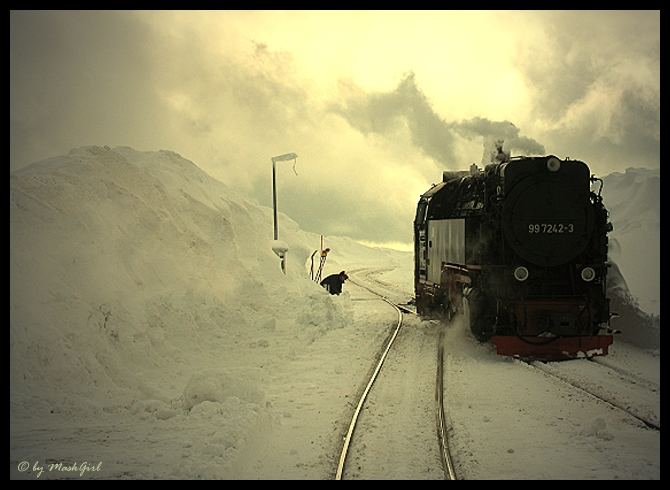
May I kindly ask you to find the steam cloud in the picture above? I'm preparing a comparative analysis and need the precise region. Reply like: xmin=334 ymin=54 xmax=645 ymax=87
xmin=331 ymin=72 xmax=545 ymax=166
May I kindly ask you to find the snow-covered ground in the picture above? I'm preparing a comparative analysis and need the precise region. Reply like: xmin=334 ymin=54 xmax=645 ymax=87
xmin=10 ymin=147 xmax=659 ymax=479
xmin=347 ymin=267 xmax=660 ymax=480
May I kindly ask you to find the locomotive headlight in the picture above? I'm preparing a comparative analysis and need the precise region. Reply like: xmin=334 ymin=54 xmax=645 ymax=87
xmin=513 ymin=266 xmax=529 ymax=282
xmin=547 ymin=157 xmax=561 ymax=172
xmin=581 ymin=267 xmax=596 ymax=282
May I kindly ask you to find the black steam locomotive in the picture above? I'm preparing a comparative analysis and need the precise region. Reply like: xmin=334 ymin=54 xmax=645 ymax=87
xmin=414 ymin=155 xmax=614 ymax=359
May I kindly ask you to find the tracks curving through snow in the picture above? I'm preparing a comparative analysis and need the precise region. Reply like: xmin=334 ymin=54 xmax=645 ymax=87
xmin=335 ymin=270 xmax=457 ymax=480
xmin=335 ymin=284 xmax=404 ymax=480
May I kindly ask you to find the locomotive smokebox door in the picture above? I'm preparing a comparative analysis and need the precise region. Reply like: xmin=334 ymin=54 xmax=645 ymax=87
xmin=501 ymin=158 xmax=594 ymax=267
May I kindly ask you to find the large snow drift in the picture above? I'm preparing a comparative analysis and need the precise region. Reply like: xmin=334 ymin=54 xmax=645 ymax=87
xmin=11 ymin=146 xmax=309 ymax=410
xmin=9 ymin=148 xmax=339 ymax=462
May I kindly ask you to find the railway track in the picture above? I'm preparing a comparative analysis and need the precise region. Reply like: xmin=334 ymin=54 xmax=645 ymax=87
xmin=335 ymin=274 xmax=457 ymax=480
xmin=344 ymin=267 xmax=659 ymax=478
xmin=517 ymin=359 xmax=660 ymax=431
xmin=346 ymin=268 xmax=415 ymax=311
xmin=435 ymin=328 xmax=457 ymax=480
xmin=587 ymin=357 xmax=660 ymax=393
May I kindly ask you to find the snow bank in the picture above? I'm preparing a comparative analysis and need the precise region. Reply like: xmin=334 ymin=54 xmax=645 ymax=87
xmin=182 ymin=369 xmax=264 ymax=411
xmin=10 ymin=145 xmax=351 ymax=439
xmin=600 ymin=168 xmax=660 ymax=316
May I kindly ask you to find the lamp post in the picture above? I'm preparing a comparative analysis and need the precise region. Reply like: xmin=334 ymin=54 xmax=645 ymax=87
xmin=271 ymin=152 xmax=298 ymax=273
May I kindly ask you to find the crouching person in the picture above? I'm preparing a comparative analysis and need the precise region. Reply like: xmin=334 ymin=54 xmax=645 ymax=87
xmin=320 ymin=271 xmax=349 ymax=295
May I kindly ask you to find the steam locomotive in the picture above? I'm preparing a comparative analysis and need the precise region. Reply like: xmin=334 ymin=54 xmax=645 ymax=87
xmin=414 ymin=154 xmax=614 ymax=360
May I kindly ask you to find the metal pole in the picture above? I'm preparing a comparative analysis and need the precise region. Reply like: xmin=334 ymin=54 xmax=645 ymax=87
xmin=270 ymin=153 xmax=297 ymax=275
xmin=272 ymin=158 xmax=278 ymax=240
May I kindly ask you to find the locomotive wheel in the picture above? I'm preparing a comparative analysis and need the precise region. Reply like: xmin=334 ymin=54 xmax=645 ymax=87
xmin=416 ymin=300 xmax=426 ymax=316
xmin=468 ymin=289 xmax=495 ymax=342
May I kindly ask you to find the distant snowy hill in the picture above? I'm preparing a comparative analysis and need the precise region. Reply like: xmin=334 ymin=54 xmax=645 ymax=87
xmin=594 ymin=167 xmax=660 ymax=348
xmin=600 ymin=167 xmax=660 ymax=316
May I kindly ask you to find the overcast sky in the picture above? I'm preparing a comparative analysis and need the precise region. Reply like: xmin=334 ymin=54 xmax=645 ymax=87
xmin=10 ymin=10 xmax=660 ymax=248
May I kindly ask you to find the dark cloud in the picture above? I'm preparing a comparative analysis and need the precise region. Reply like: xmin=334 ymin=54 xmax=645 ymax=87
xmin=516 ymin=11 xmax=659 ymax=174
xmin=331 ymin=73 xmax=460 ymax=164
xmin=9 ymin=12 xmax=422 ymax=245
xmin=331 ymin=72 xmax=545 ymax=166
xmin=10 ymin=11 xmax=167 ymax=170
xmin=452 ymin=117 xmax=545 ymax=159
xmin=610 ymin=89 xmax=660 ymax=154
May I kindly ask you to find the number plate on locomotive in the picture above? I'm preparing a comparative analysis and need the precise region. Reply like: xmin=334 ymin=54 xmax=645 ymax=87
xmin=527 ymin=223 xmax=574 ymax=234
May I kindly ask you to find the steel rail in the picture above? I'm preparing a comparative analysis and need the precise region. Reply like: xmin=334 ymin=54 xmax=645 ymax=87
xmin=436 ymin=328 xmax=458 ymax=480
xmin=348 ymin=274 xmax=417 ymax=315
xmin=587 ymin=357 xmax=660 ymax=393
xmin=335 ymin=281 xmax=404 ymax=480
xmin=518 ymin=359 xmax=660 ymax=431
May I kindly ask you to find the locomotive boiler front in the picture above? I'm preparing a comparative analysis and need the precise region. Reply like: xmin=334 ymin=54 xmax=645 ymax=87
xmin=501 ymin=156 xmax=594 ymax=268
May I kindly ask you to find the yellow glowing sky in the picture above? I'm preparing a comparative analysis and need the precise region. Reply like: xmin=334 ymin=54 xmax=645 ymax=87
xmin=10 ymin=10 xmax=660 ymax=246
xmin=146 ymin=10 xmax=535 ymax=120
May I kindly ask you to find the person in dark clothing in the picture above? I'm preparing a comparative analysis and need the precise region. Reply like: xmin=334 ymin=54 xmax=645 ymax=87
xmin=320 ymin=271 xmax=349 ymax=295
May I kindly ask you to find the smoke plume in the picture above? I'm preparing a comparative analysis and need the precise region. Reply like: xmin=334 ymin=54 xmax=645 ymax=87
xmin=332 ymin=72 xmax=545 ymax=166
